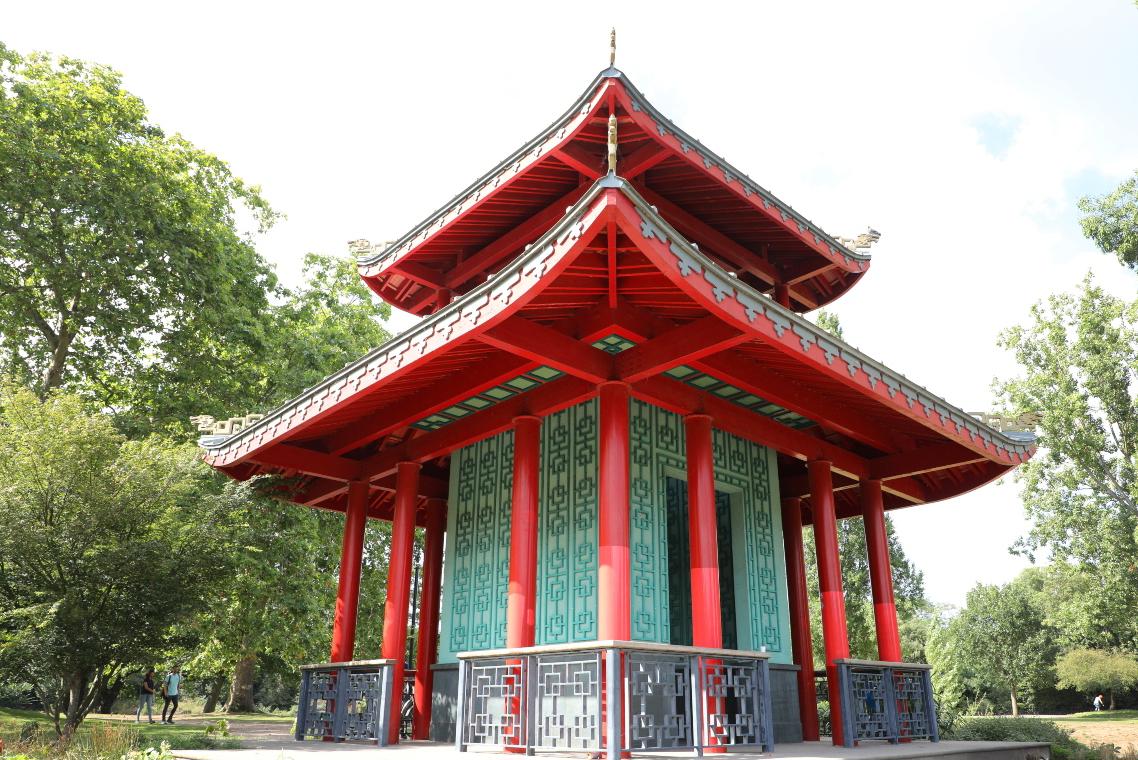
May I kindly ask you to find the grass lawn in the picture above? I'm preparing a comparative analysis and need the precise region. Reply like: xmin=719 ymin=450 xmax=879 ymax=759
xmin=0 ymin=707 xmax=245 ymax=751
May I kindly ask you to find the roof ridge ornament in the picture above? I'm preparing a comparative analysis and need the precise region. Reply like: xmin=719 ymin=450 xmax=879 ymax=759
xmin=610 ymin=28 xmax=616 ymax=67
xmin=835 ymin=227 xmax=881 ymax=253
xmin=607 ymin=112 xmax=618 ymax=174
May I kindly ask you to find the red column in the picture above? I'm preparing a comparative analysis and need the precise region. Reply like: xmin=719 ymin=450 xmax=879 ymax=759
xmin=412 ymin=498 xmax=446 ymax=740
xmin=382 ymin=461 xmax=420 ymax=745
xmin=809 ymin=460 xmax=850 ymax=746
xmin=861 ymin=480 xmax=902 ymax=662
xmin=781 ymin=496 xmax=820 ymax=741
xmin=331 ymin=481 xmax=369 ymax=662
xmin=598 ymin=382 xmax=631 ymax=640
xmin=506 ymin=416 xmax=542 ymax=647
xmin=774 ymin=283 xmax=791 ymax=309
xmin=685 ymin=414 xmax=722 ymax=648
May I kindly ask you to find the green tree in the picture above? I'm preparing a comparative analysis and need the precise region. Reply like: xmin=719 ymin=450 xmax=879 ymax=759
xmin=945 ymin=574 xmax=1056 ymax=716
xmin=0 ymin=386 xmax=231 ymax=736
xmin=997 ymin=278 xmax=1138 ymax=651
xmin=0 ymin=44 xmax=277 ymax=397
xmin=1080 ymin=171 xmax=1138 ymax=270
xmin=1055 ymin=648 xmax=1138 ymax=710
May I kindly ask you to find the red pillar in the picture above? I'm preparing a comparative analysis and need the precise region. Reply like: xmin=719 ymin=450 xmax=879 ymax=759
xmin=781 ymin=496 xmax=820 ymax=741
xmin=412 ymin=498 xmax=446 ymax=740
xmin=861 ymin=480 xmax=903 ymax=662
xmin=331 ymin=481 xmax=369 ymax=662
xmin=809 ymin=460 xmax=850 ymax=746
xmin=774 ymin=283 xmax=791 ymax=309
xmin=382 ymin=461 xmax=420 ymax=745
xmin=685 ymin=414 xmax=722 ymax=648
xmin=506 ymin=416 xmax=542 ymax=647
xmin=598 ymin=382 xmax=631 ymax=640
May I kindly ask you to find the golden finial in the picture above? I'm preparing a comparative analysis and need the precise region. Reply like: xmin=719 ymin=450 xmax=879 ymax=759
xmin=607 ymin=112 xmax=618 ymax=174
xmin=609 ymin=28 xmax=616 ymax=67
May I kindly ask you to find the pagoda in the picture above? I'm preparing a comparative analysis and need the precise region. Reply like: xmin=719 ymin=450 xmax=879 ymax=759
xmin=200 ymin=42 xmax=1034 ymax=756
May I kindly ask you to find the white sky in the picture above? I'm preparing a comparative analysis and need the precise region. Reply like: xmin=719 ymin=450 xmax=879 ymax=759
xmin=7 ymin=0 xmax=1138 ymax=608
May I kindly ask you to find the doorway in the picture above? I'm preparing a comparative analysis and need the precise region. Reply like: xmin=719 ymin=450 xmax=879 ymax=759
xmin=664 ymin=476 xmax=738 ymax=649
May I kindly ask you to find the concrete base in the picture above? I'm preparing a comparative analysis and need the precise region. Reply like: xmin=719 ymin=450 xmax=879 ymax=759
xmin=429 ymin=662 xmax=459 ymax=743
xmin=175 ymin=739 xmax=1051 ymax=760
xmin=771 ymin=663 xmax=803 ymax=744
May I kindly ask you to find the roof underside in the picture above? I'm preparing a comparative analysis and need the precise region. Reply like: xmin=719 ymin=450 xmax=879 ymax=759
xmin=357 ymin=69 xmax=870 ymax=317
xmin=205 ymin=178 xmax=1031 ymax=526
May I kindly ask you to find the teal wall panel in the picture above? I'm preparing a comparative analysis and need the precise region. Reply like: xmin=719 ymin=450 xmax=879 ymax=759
xmin=437 ymin=430 xmax=514 ymax=663
xmin=628 ymin=399 xmax=792 ymax=662
xmin=535 ymin=399 xmax=598 ymax=644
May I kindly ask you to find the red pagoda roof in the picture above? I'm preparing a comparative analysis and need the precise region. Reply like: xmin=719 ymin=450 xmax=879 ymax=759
xmin=354 ymin=69 xmax=871 ymax=316
xmin=202 ymin=175 xmax=1033 ymax=524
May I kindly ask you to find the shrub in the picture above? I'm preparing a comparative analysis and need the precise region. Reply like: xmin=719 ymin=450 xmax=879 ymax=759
xmin=949 ymin=717 xmax=1099 ymax=760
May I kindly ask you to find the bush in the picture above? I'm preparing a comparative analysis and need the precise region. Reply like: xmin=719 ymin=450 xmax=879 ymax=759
xmin=817 ymin=700 xmax=831 ymax=738
xmin=949 ymin=717 xmax=1100 ymax=760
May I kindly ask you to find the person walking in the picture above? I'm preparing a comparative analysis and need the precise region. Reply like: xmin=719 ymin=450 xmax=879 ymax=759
xmin=135 ymin=669 xmax=157 ymax=723
xmin=1093 ymin=693 xmax=1105 ymax=712
xmin=161 ymin=666 xmax=184 ymax=724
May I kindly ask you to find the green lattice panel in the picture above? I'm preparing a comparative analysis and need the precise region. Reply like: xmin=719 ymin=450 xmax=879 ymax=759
xmin=437 ymin=430 xmax=514 ymax=663
xmin=536 ymin=399 xmax=599 ymax=644
xmin=627 ymin=400 xmax=791 ymax=661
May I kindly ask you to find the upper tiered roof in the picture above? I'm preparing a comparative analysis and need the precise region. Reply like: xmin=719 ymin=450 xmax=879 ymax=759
xmin=354 ymin=68 xmax=873 ymax=316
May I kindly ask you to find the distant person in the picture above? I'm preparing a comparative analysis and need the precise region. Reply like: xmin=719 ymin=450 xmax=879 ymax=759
xmin=1093 ymin=693 xmax=1105 ymax=711
xmin=161 ymin=666 xmax=184 ymax=724
xmin=135 ymin=668 xmax=157 ymax=723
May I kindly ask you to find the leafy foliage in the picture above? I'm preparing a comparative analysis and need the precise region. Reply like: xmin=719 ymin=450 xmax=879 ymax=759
xmin=1080 ymin=171 xmax=1138 ymax=270
xmin=997 ymin=277 xmax=1138 ymax=652
xmin=0 ymin=387 xmax=233 ymax=735
xmin=1056 ymin=649 xmax=1138 ymax=708
xmin=948 ymin=717 xmax=1092 ymax=760
xmin=0 ymin=46 xmax=277 ymax=397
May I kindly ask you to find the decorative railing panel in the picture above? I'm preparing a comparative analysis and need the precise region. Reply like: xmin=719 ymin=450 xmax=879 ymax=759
xmin=295 ymin=660 xmax=395 ymax=745
xmin=456 ymin=641 xmax=773 ymax=758
xmin=835 ymin=659 xmax=938 ymax=748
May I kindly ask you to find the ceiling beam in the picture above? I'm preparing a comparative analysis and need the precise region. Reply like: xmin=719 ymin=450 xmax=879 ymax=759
xmin=391 ymin=260 xmax=447 ymax=289
xmin=322 ymin=352 xmax=536 ymax=455
xmin=361 ymin=376 xmax=597 ymax=482
xmin=553 ymin=143 xmax=604 ymax=180
xmin=250 ymin=444 xmax=362 ymax=482
xmin=631 ymin=375 xmax=868 ymax=481
xmin=633 ymin=183 xmax=779 ymax=285
xmin=615 ymin=316 xmax=747 ymax=383
xmin=620 ymin=142 xmax=671 ymax=178
xmin=693 ymin=354 xmax=902 ymax=454
xmin=868 ymin=443 xmax=988 ymax=481
xmin=480 ymin=317 xmax=612 ymax=384
xmin=444 ymin=184 xmax=591 ymax=291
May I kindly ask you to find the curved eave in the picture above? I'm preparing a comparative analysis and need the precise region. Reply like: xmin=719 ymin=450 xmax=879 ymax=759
xmin=357 ymin=68 xmax=869 ymax=314
xmin=203 ymin=176 xmax=1029 ymax=514
xmin=607 ymin=181 xmax=1033 ymax=468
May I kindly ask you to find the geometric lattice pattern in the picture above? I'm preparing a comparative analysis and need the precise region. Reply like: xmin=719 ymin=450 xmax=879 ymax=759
xmin=703 ymin=657 xmax=765 ymax=747
xmin=457 ymin=644 xmax=774 ymax=754
xmin=438 ymin=430 xmax=514 ymax=662
xmin=590 ymin=333 xmax=637 ymax=354
xmin=463 ymin=659 xmax=527 ymax=748
xmin=628 ymin=399 xmax=790 ymax=659
xmin=836 ymin=662 xmax=937 ymax=746
xmin=534 ymin=654 xmax=601 ymax=749
xmin=626 ymin=653 xmax=692 ymax=749
xmin=536 ymin=400 xmax=598 ymax=645
xmin=664 ymin=364 xmax=816 ymax=429
xmin=295 ymin=663 xmax=393 ymax=744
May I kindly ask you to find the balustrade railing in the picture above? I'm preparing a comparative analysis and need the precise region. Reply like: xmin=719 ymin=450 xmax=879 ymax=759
xmin=456 ymin=640 xmax=774 ymax=758
xmin=295 ymin=659 xmax=396 ymax=744
xmin=834 ymin=659 xmax=939 ymax=748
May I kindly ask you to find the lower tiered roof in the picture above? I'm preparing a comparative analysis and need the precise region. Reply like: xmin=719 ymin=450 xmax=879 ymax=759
xmin=201 ymin=175 xmax=1033 ymax=525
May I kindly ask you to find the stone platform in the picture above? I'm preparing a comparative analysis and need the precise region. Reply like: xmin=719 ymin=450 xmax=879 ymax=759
xmin=175 ymin=739 xmax=1050 ymax=760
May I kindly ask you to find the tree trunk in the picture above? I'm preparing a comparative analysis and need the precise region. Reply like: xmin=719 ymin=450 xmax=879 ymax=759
xmin=94 ymin=675 xmax=124 ymax=714
xmin=62 ymin=669 xmax=89 ymax=739
xmin=1009 ymin=686 xmax=1019 ymax=717
xmin=1109 ymin=689 xmax=1116 ymax=710
xmin=41 ymin=325 xmax=74 ymax=396
xmin=226 ymin=655 xmax=257 ymax=713
xmin=203 ymin=675 xmax=226 ymax=713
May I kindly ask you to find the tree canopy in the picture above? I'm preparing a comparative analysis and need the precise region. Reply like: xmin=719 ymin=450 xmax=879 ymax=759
xmin=0 ymin=45 xmax=277 ymax=397
xmin=1056 ymin=648 xmax=1138 ymax=710
xmin=1080 ymin=171 xmax=1138 ymax=271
